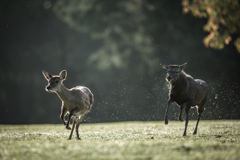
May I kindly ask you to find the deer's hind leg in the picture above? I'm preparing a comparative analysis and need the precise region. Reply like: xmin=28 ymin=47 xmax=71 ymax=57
xmin=193 ymin=96 xmax=207 ymax=135
xmin=68 ymin=118 xmax=76 ymax=140
xmin=193 ymin=106 xmax=204 ymax=135
xmin=178 ymin=105 xmax=184 ymax=122
xmin=165 ymin=99 xmax=172 ymax=125
xmin=179 ymin=101 xmax=190 ymax=122
xmin=75 ymin=113 xmax=88 ymax=140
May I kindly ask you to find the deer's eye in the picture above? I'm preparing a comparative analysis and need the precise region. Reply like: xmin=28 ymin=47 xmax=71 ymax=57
xmin=56 ymin=81 xmax=58 ymax=83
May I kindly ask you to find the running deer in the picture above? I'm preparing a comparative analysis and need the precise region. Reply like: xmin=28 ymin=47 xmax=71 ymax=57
xmin=161 ymin=63 xmax=208 ymax=136
xmin=42 ymin=70 xmax=94 ymax=140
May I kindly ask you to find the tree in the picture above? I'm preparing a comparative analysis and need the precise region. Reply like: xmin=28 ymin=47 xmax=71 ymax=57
xmin=53 ymin=0 xmax=157 ymax=71
xmin=182 ymin=0 xmax=240 ymax=52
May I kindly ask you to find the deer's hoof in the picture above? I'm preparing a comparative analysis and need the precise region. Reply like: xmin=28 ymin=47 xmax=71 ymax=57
xmin=164 ymin=116 xmax=168 ymax=125
xmin=76 ymin=137 xmax=81 ymax=140
xmin=66 ymin=126 xmax=71 ymax=130
xmin=178 ymin=118 xmax=184 ymax=122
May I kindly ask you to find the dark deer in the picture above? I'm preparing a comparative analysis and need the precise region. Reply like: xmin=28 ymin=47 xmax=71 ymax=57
xmin=161 ymin=63 xmax=208 ymax=136
xmin=42 ymin=70 xmax=94 ymax=140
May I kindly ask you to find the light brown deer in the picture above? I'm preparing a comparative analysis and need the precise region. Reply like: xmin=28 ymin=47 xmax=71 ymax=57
xmin=42 ymin=70 xmax=94 ymax=140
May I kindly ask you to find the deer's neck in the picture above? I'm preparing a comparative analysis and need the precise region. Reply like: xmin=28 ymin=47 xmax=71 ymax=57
xmin=56 ymin=83 xmax=71 ymax=102
xmin=171 ymin=71 xmax=189 ymax=92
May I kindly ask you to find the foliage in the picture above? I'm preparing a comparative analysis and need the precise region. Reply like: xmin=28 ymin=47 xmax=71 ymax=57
xmin=53 ymin=0 xmax=160 ymax=76
xmin=182 ymin=0 xmax=240 ymax=52
xmin=1 ymin=121 xmax=240 ymax=160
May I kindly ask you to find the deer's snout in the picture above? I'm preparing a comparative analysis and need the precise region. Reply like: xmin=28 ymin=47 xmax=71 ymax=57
xmin=167 ymin=76 xmax=171 ymax=81
xmin=46 ymin=86 xmax=51 ymax=90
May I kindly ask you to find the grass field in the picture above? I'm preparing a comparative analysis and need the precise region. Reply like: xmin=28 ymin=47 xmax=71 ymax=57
xmin=0 ymin=120 xmax=240 ymax=160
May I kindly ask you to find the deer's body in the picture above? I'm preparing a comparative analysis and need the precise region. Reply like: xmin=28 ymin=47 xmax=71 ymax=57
xmin=57 ymin=85 xmax=93 ymax=119
xmin=63 ymin=86 xmax=92 ymax=115
xmin=42 ymin=70 xmax=94 ymax=140
xmin=169 ymin=75 xmax=207 ymax=107
xmin=161 ymin=63 xmax=208 ymax=136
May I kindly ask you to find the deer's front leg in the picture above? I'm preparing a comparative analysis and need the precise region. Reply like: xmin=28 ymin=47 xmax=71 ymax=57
xmin=183 ymin=107 xmax=190 ymax=136
xmin=179 ymin=101 xmax=192 ymax=122
xmin=60 ymin=105 xmax=68 ymax=125
xmin=66 ymin=107 xmax=79 ymax=130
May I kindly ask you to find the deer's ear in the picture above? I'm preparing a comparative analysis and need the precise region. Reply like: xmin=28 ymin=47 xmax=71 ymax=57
xmin=42 ymin=70 xmax=52 ymax=80
xmin=59 ymin=70 xmax=67 ymax=80
xmin=161 ymin=64 xmax=168 ymax=71
xmin=180 ymin=63 xmax=187 ymax=71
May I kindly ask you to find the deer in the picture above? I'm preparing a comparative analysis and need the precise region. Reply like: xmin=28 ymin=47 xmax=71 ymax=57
xmin=42 ymin=70 xmax=94 ymax=140
xmin=161 ymin=63 xmax=208 ymax=136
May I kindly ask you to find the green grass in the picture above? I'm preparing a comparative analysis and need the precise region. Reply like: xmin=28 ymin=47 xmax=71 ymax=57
xmin=1 ymin=120 xmax=240 ymax=160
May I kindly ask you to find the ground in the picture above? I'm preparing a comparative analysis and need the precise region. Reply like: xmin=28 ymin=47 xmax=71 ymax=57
xmin=0 ymin=120 xmax=240 ymax=160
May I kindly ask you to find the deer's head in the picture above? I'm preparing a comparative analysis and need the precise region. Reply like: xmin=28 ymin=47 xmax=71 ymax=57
xmin=161 ymin=63 xmax=187 ymax=82
xmin=42 ymin=70 xmax=67 ymax=92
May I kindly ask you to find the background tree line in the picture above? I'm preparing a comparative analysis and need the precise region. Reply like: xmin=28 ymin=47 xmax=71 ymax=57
xmin=1 ymin=0 xmax=240 ymax=124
